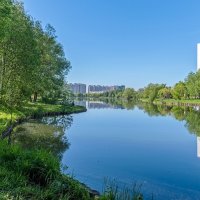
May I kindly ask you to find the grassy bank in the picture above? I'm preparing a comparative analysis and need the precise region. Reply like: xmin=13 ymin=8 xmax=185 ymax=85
xmin=0 ymin=102 xmax=86 ymax=135
xmin=0 ymin=139 xmax=93 ymax=200
xmin=0 ymin=102 xmax=144 ymax=199
xmin=0 ymin=102 xmax=93 ymax=199
xmin=140 ymin=98 xmax=200 ymax=106
xmin=0 ymin=139 xmax=144 ymax=200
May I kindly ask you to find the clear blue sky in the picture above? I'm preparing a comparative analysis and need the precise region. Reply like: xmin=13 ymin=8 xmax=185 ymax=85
xmin=22 ymin=0 xmax=200 ymax=89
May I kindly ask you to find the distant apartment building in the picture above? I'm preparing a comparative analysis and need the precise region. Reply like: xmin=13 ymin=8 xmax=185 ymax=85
xmin=113 ymin=85 xmax=125 ymax=90
xmin=88 ymin=85 xmax=125 ymax=93
xmin=69 ymin=83 xmax=86 ymax=94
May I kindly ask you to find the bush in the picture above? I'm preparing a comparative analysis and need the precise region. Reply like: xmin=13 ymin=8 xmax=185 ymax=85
xmin=0 ymin=140 xmax=90 ymax=200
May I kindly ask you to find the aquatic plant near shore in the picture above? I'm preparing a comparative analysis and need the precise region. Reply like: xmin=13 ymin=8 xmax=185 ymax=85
xmin=100 ymin=179 xmax=143 ymax=200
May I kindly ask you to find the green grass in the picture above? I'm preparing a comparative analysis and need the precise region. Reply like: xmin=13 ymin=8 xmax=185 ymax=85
xmin=100 ymin=179 xmax=143 ymax=200
xmin=158 ymin=99 xmax=200 ymax=104
xmin=140 ymin=98 xmax=200 ymax=105
xmin=18 ymin=102 xmax=86 ymax=117
xmin=0 ymin=102 xmax=86 ymax=134
xmin=0 ymin=102 xmax=144 ymax=199
xmin=0 ymin=140 xmax=91 ymax=200
xmin=0 ymin=102 xmax=92 ymax=200
xmin=0 ymin=139 xmax=145 ymax=200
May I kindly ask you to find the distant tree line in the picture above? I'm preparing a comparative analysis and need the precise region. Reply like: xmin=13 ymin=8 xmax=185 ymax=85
xmin=87 ymin=70 xmax=200 ymax=102
xmin=0 ymin=0 xmax=71 ymax=107
xmin=138 ymin=71 xmax=200 ymax=102
xmin=85 ymin=88 xmax=138 ymax=101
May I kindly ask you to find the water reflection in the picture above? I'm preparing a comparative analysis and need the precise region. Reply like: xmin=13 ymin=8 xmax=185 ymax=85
xmin=88 ymin=101 xmax=124 ymax=109
xmin=12 ymin=115 xmax=73 ymax=160
xmin=74 ymin=99 xmax=136 ymax=110
xmin=74 ymin=100 xmax=87 ymax=108
xmin=12 ymin=99 xmax=200 ymax=160
xmin=10 ymin=99 xmax=200 ymax=198
xmin=41 ymin=115 xmax=73 ymax=132
xmin=74 ymin=99 xmax=200 ymax=158
xmin=97 ymin=100 xmax=200 ymax=158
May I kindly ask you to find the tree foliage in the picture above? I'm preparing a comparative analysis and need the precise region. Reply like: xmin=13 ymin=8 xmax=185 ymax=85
xmin=158 ymin=87 xmax=172 ymax=99
xmin=142 ymin=83 xmax=165 ymax=102
xmin=137 ymin=70 xmax=200 ymax=101
xmin=122 ymin=88 xmax=137 ymax=101
xmin=172 ymin=82 xmax=187 ymax=100
xmin=185 ymin=71 xmax=200 ymax=99
xmin=0 ymin=0 xmax=71 ymax=108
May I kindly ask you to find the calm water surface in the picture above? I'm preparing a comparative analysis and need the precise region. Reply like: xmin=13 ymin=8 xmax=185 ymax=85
xmin=13 ymin=101 xmax=200 ymax=199
xmin=63 ymin=101 xmax=200 ymax=199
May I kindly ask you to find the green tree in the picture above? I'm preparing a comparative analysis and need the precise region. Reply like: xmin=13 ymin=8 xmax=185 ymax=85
xmin=0 ymin=1 xmax=38 ymax=105
xmin=0 ymin=0 xmax=71 ymax=110
xmin=143 ymin=83 xmax=165 ymax=102
xmin=172 ymin=81 xmax=187 ymax=100
xmin=122 ymin=88 xmax=137 ymax=101
xmin=185 ymin=71 xmax=200 ymax=99
xmin=158 ymin=87 xmax=172 ymax=99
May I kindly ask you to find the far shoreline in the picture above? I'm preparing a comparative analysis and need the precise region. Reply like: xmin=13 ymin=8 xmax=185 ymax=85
xmin=140 ymin=98 xmax=200 ymax=107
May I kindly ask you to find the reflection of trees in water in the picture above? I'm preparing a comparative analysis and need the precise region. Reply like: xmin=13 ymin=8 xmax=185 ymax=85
xmin=105 ymin=99 xmax=200 ymax=137
xmin=12 ymin=115 xmax=73 ymax=160
xmin=171 ymin=107 xmax=188 ymax=121
xmin=121 ymin=100 xmax=136 ymax=110
xmin=97 ymin=98 xmax=136 ymax=110
xmin=41 ymin=115 xmax=73 ymax=132
xmin=171 ymin=107 xmax=200 ymax=136
xmin=137 ymin=103 xmax=200 ymax=137
xmin=185 ymin=111 xmax=200 ymax=136
xmin=137 ymin=103 xmax=161 ymax=116
xmin=87 ymin=98 xmax=200 ymax=137
xmin=137 ymin=103 xmax=174 ymax=117
xmin=71 ymin=98 xmax=137 ymax=110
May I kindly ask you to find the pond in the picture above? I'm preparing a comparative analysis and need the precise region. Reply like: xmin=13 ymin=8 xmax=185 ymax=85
xmin=13 ymin=100 xmax=200 ymax=199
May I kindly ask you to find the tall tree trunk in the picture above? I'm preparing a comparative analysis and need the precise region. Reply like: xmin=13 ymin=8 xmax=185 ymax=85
xmin=33 ymin=92 xmax=38 ymax=102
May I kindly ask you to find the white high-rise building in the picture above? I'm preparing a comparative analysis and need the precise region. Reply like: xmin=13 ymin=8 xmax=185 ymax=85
xmin=197 ymin=43 xmax=200 ymax=71
xmin=69 ymin=83 xmax=86 ymax=94
xmin=197 ymin=137 xmax=200 ymax=158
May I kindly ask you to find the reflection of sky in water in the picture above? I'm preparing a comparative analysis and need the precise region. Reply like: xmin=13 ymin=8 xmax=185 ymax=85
xmin=62 ymin=101 xmax=200 ymax=200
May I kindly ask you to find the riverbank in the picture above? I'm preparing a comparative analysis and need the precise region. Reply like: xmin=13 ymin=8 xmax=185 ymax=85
xmin=0 ymin=102 xmax=87 ymax=138
xmin=0 ymin=137 xmax=142 ymax=199
xmin=0 ymin=103 xmax=100 ymax=199
xmin=140 ymin=98 xmax=200 ymax=107
xmin=0 ymin=102 xmax=145 ymax=200
xmin=0 ymin=139 xmax=95 ymax=200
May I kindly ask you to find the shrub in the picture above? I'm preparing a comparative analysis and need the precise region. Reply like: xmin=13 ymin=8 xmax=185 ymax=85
xmin=0 ymin=140 xmax=90 ymax=200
